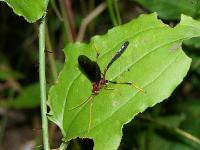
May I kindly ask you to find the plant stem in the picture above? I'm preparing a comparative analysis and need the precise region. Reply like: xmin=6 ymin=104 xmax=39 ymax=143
xmin=59 ymin=0 xmax=71 ymax=42
xmin=45 ymin=24 xmax=58 ymax=81
xmin=0 ymin=117 xmax=7 ymax=145
xmin=45 ymin=24 xmax=59 ymax=146
xmin=64 ymin=0 xmax=76 ymax=40
xmin=138 ymin=115 xmax=200 ymax=146
xmin=59 ymin=142 xmax=69 ymax=150
xmin=76 ymin=2 xmax=107 ymax=41
xmin=114 ymin=0 xmax=121 ymax=25
xmin=107 ymin=0 xmax=118 ymax=26
xmin=39 ymin=16 xmax=49 ymax=150
xmin=50 ymin=0 xmax=63 ymax=21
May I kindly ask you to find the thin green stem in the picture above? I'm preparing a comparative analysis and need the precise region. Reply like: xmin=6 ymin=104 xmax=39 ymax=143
xmin=58 ymin=0 xmax=71 ymax=42
xmin=138 ymin=115 xmax=200 ymax=146
xmin=194 ymin=0 xmax=200 ymax=19
xmin=58 ymin=0 xmax=75 ymax=42
xmin=114 ymin=0 xmax=121 ymax=25
xmin=39 ymin=17 xmax=49 ymax=150
xmin=174 ymin=128 xmax=200 ymax=145
xmin=64 ymin=0 xmax=76 ymax=40
xmin=50 ymin=0 xmax=63 ymax=21
xmin=0 ymin=117 xmax=7 ymax=145
xmin=107 ymin=0 xmax=118 ymax=26
xmin=45 ymin=24 xmax=58 ymax=81
xmin=45 ymin=23 xmax=58 ymax=147
xmin=59 ymin=142 xmax=69 ymax=150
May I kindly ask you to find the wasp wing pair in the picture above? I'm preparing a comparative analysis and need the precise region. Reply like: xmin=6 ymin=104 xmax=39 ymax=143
xmin=78 ymin=41 xmax=129 ymax=84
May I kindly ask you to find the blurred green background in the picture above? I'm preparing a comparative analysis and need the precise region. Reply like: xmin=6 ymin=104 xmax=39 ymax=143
xmin=0 ymin=0 xmax=200 ymax=149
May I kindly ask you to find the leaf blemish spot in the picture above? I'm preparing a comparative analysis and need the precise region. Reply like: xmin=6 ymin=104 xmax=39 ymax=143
xmin=170 ymin=43 xmax=181 ymax=52
xmin=112 ymin=100 xmax=118 ymax=107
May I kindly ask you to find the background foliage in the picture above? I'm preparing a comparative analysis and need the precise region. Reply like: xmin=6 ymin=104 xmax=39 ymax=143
xmin=0 ymin=0 xmax=200 ymax=149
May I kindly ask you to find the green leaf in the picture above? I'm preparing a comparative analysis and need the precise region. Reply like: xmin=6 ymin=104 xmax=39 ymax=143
xmin=134 ymin=0 xmax=200 ymax=20
xmin=48 ymin=13 xmax=200 ymax=150
xmin=137 ymin=116 xmax=197 ymax=150
xmin=0 ymin=53 xmax=24 ymax=80
xmin=135 ymin=101 xmax=200 ymax=150
xmin=176 ymin=100 xmax=200 ymax=116
xmin=121 ymin=114 xmax=187 ymax=150
xmin=0 ymin=83 xmax=40 ymax=108
xmin=0 ymin=65 xmax=23 ymax=80
xmin=138 ymin=129 xmax=199 ymax=150
xmin=175 ymin=100 xmax=200 ymax=138
xmin=184 ymin=37 xmax=200 ymax=48
xmin=1 ymin=0 xmax=49 ymax=22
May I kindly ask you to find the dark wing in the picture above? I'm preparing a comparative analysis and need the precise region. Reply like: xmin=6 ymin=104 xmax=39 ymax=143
xmin=78 ymin=55 xmax=101 ymax=83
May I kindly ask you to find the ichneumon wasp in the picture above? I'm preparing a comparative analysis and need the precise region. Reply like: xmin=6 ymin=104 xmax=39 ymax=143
xmin=69 ymin=41 xmax=145 ymax=131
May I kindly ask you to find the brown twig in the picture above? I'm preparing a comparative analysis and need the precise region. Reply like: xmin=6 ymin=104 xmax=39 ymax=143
xmin=45 ymin=24 xmax=58 ymax=81
xmin=45 ymin=24 xmax=59 ymax=148
xmin=64 ymin=0 xmax=76 ymax=41
xmin=59 ymin=0 xmax=74 ymax=42
xmin=76 ymin=2 xmax=107 ymax=42
xmin=51 ymin=0 xmax=63 ymax=21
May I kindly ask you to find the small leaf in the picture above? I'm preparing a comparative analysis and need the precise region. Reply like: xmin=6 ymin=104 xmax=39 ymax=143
xmin=133 ymin=0 xmax=200 ymax=48
xmin=1 ymin=0 xmax=48 ymax=22
xmin=48 ymin=13 xmax=200 ymax=150
xmin=134 ymin=0 xmax=200 ymax=20
xmin=184 ymin=37 xmax=200 ymax=48
xmin=0 ymin=83 xmax=40 ymax=109
xmin=0 ymin=64 xmax=23 ymax=80
xmin=130 ymin=115 xmax=191 ymax=150
xmin=176 ymin=100 xmax=200 ymax=117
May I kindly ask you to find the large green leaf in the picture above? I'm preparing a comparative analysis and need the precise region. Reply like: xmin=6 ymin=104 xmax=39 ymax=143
xmin=1 ymin=0 xmax=48 ymax=22
xmin=134 ymin=0 xmax=200 ymax=20
xmin=48 ymin=13 xmax=200 ymax=150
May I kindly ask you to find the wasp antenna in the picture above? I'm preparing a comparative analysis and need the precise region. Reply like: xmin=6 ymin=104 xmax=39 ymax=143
xmin=131 ymin=83 xmax=146 ymax=93
xmin=104 ymin=41 xmax=129 ymax=76
xmin=88 ymin=100 xmax=94 ymax=133
xmin=107 ymin=80 xmax=146 ymax=93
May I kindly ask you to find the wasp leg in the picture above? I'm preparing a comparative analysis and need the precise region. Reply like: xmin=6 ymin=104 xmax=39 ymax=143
xmin=104 ymin=85 xmax=122 ymax=96
xmin=88 ymin=99 xmax=94 ymax=133
xmin=104 ymin=87 xmax=114 ymax=90
xmin=107 ymin=80 xmax=146 ymax=93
